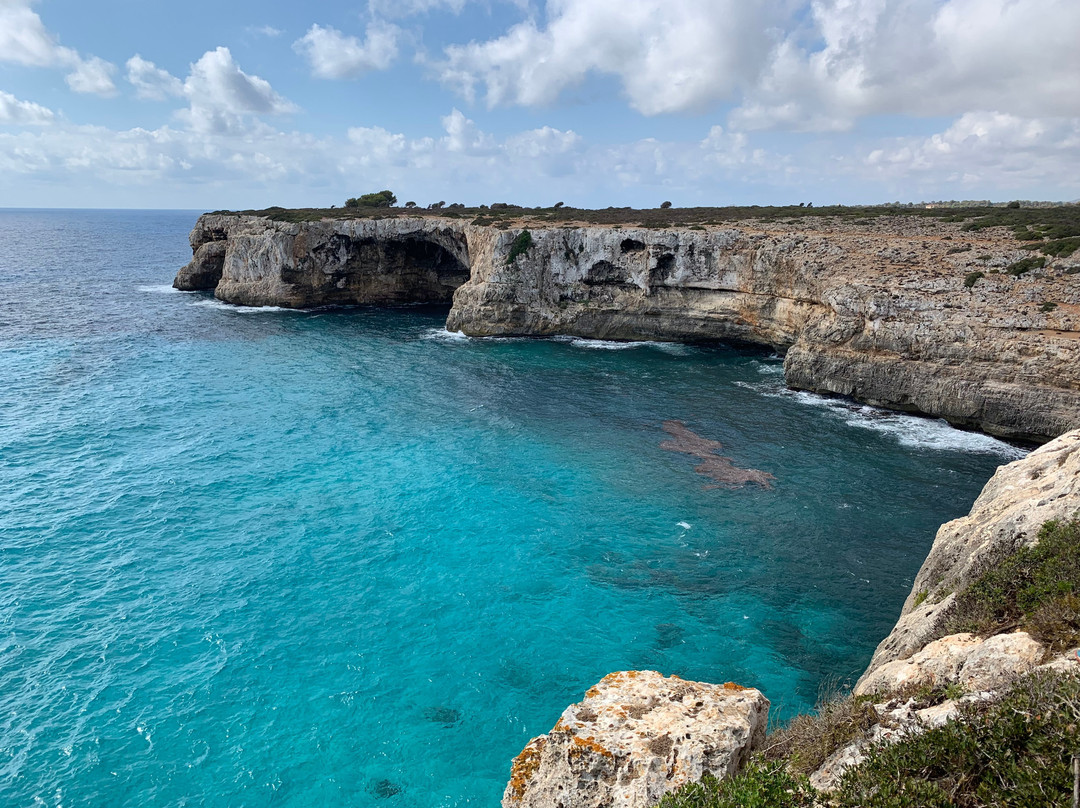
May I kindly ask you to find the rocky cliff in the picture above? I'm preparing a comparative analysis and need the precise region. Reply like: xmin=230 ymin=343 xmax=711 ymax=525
xmin=857 ymin=428 xmax=1080 ymax=686
xmin=174 ymin=214 xmax=469 ymax=307
xmin=175 ymin=212 xmax=1080 ymax=442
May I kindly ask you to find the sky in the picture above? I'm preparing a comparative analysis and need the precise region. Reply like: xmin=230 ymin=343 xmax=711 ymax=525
xmin=1 ymin=0 xmax=1078 ymax=210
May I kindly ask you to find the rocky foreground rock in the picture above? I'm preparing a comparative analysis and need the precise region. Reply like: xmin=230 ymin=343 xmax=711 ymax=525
xmin=176 ymin=211 xmax=1080 ymax=442
xmin=502 ymin=671 xmax=768 ymax=808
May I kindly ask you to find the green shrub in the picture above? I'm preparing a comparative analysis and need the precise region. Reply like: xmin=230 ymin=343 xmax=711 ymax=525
xmin=1039 ymin=237 xmax=1080 ymax=258
xmin=1006 ymin=256 xmax=1046 ymax=276
xmin=946 ymin=245 xmax=971 ymax=254
xmin=656 ymin=761 xmax=817 ymax=808
xmin=506 ymin=230 xmax=533 ymax=264
xmin=833 ymin=671 xmax=1080 ymax=808
xmin=946 ymin=519 xmax=1080 ymax=650
xmin=1041 ymin=301 xmax=1058 ymax=313
xmin=964 ymin=271 xmax=985 ymax=288
xmin=345 ymin=190 xmax=396 ymax=208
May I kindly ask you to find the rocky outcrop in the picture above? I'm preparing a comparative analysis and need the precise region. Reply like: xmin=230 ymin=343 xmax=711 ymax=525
xmin=176 ymin=212 xmax=1080 ymax=441
xmin=856 ymin=631 xmax=1046 ymax=697
xmin=858 ymin=428 xmax=1080 ymax=684
xmin=174 ymin=214 xmax=470 ymax=307
xmin=503 ymin=671 xmax=768 ymax=808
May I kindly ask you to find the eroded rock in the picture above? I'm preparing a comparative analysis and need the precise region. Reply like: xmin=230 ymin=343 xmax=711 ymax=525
xmin=503 ymin=671 xmax=768 ymax=808
xmin=859 ymin=429 xmax=1080 ymax=683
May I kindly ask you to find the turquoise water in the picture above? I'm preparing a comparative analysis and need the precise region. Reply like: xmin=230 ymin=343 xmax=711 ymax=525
xmin=0 ymin=210 xmax=1025 ymax=806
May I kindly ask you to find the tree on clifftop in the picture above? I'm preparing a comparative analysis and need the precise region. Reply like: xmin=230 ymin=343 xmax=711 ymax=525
xmin=345 ymin=190 xmax=397 ymax=208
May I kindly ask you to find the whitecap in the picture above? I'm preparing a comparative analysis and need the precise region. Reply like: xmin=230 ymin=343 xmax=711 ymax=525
xmin=422 ymin=327 xmax=470 ymax=342
xmin=786 ymin=392 xmax=1027 ymax=458
xmin=556 ymin=336 xmax=689 ymax=354
xmin=188 ymin=299 xmax=292 ymax=313
xmin=138 ymin=284 xmax=190 ymax=294
xmin=751 ymin=360 xmax=784 ymax=375
xmin=736 ymin=378 xmax=1026 ymax=459
xmin=677 ymin=521 xmax=692 ymax=530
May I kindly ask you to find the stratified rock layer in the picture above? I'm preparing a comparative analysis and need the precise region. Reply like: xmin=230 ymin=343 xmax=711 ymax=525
xmin=503 ymin=671 xmax=768 ymax=808
xmin=175 ymin=213 xmax=1080 ymax=441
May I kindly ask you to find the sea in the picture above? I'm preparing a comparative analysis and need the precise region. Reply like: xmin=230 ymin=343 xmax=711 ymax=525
xmin=0 ymin=209 xmax=1027 ymax=806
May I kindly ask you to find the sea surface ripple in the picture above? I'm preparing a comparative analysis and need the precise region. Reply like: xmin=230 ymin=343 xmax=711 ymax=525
xmin=0 ymin=210 xmax=1023 ymax=806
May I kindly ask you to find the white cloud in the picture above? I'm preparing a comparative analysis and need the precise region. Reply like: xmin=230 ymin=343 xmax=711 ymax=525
xmin=248 ymin=25 xmax=284 ymax=38
xmin=368 ymin=0 xmax=468 ymax=14
xmin=126 ymin=55 xmax=185 ymax=100
xmin=441 ymin=108 xmax=496 ymax=154
xmin=433 ymin=0 xmax=1080 ymax=130
xmin=0 ymin=0 xmax=71 ymax=67
xmin=0 ymin=0 xmax=116 ymax=96
xmin=437 ymin=0 xmax=782 ymax=115
xmin=864 ymin=112 xmax=1080 ymax=190
xmin=293 ymin=23 xmax=400 ymax=79
xmin=178 ymin=47 xmax=297 ymax=134
xmin=732 ymin=0 xmax=1080 ymax=131
xmin=65 ymin=55 xmax=117 ymax=96
xmin=0 ymin=90 xmax=54 ymax=125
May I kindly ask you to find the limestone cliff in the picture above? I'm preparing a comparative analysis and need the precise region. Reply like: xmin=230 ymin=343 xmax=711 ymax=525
xmin=857 ymin=427 xmax=1080 ymax=686
xmin=175 ymin=212 xmax=1080 ymax=442
xmin=174 ymin=214 xmax=469 ymax=307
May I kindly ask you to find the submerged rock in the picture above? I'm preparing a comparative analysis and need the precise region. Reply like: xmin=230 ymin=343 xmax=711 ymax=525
xmin=659 ymin=420 xmax=774 ymax=489
xmin=502 ymin=671 xmax=768 ymax=808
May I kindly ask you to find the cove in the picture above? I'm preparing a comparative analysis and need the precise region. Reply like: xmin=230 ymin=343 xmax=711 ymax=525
xmin=0 ymin=210 xmax=1023 ymax=806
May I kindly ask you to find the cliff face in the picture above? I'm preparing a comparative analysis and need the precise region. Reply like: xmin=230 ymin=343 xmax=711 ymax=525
xmin=857 ymin=428 xmax=1080 ymax=685
xmin=174 ymin=214 xmax=470 ymax=307
xmin=175 ymin=212 xmax=1080 ymax=442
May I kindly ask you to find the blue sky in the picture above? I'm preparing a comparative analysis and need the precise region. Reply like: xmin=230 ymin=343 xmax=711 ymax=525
xmin=1 ymin=0 xmax=1078 ymax=209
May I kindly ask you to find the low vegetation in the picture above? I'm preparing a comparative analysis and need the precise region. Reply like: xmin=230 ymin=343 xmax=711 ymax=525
xmin=1006 ymin=256 xmax=1046 ymax=276
xmin=760 ymin=691 xmax=878 ymax=775
xmin=660 ymin=671 xmax=1080 ymax=808
xmin=506 ymin=230 xmax=533 ymax=265
xmin=945 ymin=518 xmax=1080 ymax=652
xmin=657 ymin=762 xmax=816 ymax=808
xmin=208 ymin=201 xmax=1080 ymax=241
xmin=834 ymin=671 xmax=1080 ymax=807
xmin=963 ymin=271 xmax=984 ymax=288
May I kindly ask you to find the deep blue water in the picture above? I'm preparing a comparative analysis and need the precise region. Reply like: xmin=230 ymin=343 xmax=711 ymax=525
xmin=0 ymin=209 xmax=1025 ymax=807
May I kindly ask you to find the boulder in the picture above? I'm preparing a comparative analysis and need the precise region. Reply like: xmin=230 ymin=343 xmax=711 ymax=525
xmin=503 ymin=671 xmax=768 ymax=808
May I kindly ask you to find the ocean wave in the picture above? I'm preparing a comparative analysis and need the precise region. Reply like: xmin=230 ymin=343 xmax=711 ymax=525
xmin=555 ymin=336 xmax=690 ymax=354
xmin=737 ymin=379 xmax=1026 ymax=458
xmin=421 ymin=327 xmax=471 ymax=342
xmin=188 ymin=299 xmax=293 ymax=314
xmin=137 ymin=284 xmax=190 ymax=294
